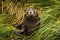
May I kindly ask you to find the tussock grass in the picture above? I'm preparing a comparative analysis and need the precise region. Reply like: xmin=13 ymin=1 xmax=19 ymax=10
xmin=0 ymin=0 xmax=60 ymax=40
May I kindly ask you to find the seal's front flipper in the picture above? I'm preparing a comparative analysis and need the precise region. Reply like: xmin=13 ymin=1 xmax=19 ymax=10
xmin=15 ymin=31 xmax=26 ymax=36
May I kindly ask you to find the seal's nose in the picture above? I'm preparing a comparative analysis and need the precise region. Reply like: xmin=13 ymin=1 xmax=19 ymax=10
xmin=30 ymin=11 xmax=32 ymax=13
xmin=29 ymin=10 xmax=34 ymax=14
xmin=28 ymin=11 xmax=35 ymax=18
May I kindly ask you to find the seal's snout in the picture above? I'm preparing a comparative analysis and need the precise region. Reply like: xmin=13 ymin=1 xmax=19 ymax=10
xmin=25 ymin=8 xmax=38 ymax=19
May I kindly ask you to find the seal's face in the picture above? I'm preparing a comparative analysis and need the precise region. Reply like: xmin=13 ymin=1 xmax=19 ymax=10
xmin=25 ymin=9 xmax=38 ymax=19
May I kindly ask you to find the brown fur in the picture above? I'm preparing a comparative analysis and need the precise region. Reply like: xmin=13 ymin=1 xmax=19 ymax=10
xmin=16 ymin=8 xmax=40 ymax=36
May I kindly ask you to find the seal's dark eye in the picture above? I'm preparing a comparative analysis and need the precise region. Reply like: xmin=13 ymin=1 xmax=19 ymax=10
xmin=26 ymin=12 xmax=28 ymax=14
xmin=34 ymin=12 xmax=35 ymax=14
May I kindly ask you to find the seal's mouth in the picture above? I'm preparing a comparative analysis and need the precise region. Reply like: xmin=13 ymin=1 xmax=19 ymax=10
xmin=26 ymin=14 xmax=37 ymax=19
xmin=26 ymin=16 xmax=36 ymax=20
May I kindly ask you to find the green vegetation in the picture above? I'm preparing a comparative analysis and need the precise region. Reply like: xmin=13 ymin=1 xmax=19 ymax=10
xmin=0 ymin=0 xmax=60 ymax=40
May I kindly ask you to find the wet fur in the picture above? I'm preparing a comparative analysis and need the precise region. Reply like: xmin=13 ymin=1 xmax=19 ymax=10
xmin=16 ymin=8 xmax=40 ymax=36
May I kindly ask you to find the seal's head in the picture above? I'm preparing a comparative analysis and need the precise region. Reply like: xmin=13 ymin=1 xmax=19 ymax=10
xmin=25 ymin=8 xmax=38 ymax=20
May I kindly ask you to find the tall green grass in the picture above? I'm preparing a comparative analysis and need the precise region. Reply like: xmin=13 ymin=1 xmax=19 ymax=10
xmin=0 ymin=0 xmax=60 ymax=40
